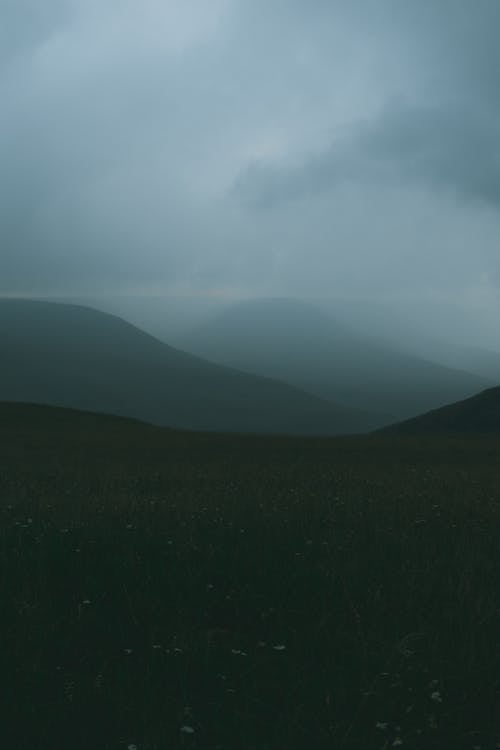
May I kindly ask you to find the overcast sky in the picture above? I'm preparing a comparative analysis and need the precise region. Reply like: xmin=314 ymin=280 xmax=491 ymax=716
xmin=1 ymin=0 xmax=500 ymax=329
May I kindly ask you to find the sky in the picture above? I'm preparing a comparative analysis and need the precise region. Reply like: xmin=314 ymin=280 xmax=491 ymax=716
xmin=1 ymin=0 xmax=500 ymax=342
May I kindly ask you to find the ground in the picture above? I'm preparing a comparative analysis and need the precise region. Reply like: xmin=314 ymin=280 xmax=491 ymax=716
xmin=1 ymin=409 xmax=499 ymax=748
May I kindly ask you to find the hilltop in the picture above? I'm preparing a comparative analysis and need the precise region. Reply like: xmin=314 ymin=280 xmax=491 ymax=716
xmin=0 ymin=298 xmax=377 ymax=435
xmin=178 ymin=297 xmax=490 ymax=422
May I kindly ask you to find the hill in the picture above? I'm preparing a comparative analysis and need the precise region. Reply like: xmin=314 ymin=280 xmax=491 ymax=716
xmin=379 ymin=386 xmax=500 ymax=434
xmin=0 ymin=298 xmax=378 ymax=435
xmin=178 ymin=297 xmax=491 ymax=424
xmin=421 ymin=343 xmax=500 ymax=383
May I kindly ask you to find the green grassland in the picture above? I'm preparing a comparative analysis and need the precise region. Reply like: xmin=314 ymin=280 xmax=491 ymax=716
xmin=1 ymin=404 xmax=499 ymax=749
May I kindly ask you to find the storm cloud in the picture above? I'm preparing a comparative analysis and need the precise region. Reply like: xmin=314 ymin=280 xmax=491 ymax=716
xmin=1 ymin=0 xmax=500 ymax=313
xmin=235 ymin=103 xmax=500 ymax=209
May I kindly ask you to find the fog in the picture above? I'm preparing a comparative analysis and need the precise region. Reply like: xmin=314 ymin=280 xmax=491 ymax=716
xmin=1 ymin=0 xmax=500 ymax=351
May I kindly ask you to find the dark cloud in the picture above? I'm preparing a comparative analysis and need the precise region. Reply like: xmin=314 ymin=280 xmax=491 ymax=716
xmin=1 ymin=0 xmax=499 ymax=314
xmin=233 ymin=1 xmax=500 ymax=210
xmin=234 ymin=102 xmax=500 ymax=209
xmin=362 ymin=104 xmax=500 ymax=205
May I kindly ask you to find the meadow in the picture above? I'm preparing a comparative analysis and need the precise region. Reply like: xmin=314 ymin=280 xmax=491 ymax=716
xmin=1 ymin=406 xmax=499 ymax=749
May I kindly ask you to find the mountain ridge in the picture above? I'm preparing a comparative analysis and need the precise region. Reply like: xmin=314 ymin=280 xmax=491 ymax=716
xmin=178 ymin=297 xmax=491 ymax=422
xmin=0 ymin=298 xmax=380 ymax=435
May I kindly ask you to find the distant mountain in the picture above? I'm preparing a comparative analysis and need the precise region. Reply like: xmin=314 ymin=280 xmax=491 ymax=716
xmin=379 ymin=386 xmax=500 ymax=434
xmin=420 ymin=343 xmax=500 ymax=384
xmin=316 ymin=297 xmax=500 ymax=383
xmin=0 ymin=299 xmax=378 ymax=435
xmin=177 ymin=297 xmax=492 ymax=424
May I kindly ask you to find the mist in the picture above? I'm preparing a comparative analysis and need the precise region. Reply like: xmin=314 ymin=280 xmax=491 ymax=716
xmin=1 ymin=0 xmax=500 ymax=353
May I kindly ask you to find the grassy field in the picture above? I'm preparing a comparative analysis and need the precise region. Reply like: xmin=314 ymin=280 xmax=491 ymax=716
xmin=1 ymin=405 xmax=499 ymax=749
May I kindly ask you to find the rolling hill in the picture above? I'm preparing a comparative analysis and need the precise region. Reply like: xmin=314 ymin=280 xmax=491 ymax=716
xmin=0 ymin=298 xmax=379 ymax=435
xmin=177 ymin=297 xmax=491 ymax=423
xmin=379 ymin=386 xmax=500 ymax=434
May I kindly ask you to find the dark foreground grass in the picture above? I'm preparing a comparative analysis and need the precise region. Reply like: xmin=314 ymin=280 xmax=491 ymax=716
xmin=0 ymin=405 xmax=499 ymax=749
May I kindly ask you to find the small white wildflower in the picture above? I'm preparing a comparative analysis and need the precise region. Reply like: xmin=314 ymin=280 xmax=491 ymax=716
xmin=180 ymin=725 xmax=195 ymax=734
xmin=392 ymin=739 xmax=403 ymax=747
xmin=430 ymin=690 xmax=442 ymax=703
xmin=273 ymin=644 xmax=286 ymax=651
xmin=231 ymin=649 xmax=247 ymax=656
xmin=127 ymin=745 xmax=138 ymax=750
xmin=82 ymin=599 xmax=91 ymax=605
xmin=375 ymin=722 xmax=388 ymax=731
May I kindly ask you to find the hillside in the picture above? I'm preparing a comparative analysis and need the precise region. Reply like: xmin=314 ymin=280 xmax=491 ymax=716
xmin=0 ymin=299 xmax=379 ymax=435
xmin=422 ymin=343 xmax=500 ymax=383
xmin=178 ymin=297 xmax=491 ymax=423
xmin=379 ymin=386 xmax=500 ymax=435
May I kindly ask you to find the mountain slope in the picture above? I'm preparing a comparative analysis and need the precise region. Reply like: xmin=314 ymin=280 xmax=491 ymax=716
xmin=379 ymin=386 xmax=500 ymax=434
xmin=419 ymin=343 xmax=500 ymax=383
xmin=177 ymin=297 xmax=491 ymax=424
xmin=0 ymin=299 xmax=377 ymax=435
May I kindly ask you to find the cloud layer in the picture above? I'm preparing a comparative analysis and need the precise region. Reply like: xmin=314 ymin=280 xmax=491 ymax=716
xmin=1 ymin=0 xmax=500 ymax=311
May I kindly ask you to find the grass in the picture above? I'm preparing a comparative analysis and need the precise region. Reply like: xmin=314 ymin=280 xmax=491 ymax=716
xmin=0 ymin=405 xmax=499 ymax=748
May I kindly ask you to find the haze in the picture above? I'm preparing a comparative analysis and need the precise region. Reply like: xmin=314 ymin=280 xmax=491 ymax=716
xmin=2 ymin=0 xmax=500 ymax=350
